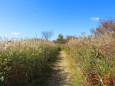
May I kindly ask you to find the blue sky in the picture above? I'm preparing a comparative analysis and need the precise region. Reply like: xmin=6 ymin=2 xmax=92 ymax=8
xmin=0 ymin=0 xmax=115 ymax=40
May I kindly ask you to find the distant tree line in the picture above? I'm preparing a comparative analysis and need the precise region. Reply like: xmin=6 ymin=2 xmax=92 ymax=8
xmin=53 ymin=34 xmax=77 ymax=44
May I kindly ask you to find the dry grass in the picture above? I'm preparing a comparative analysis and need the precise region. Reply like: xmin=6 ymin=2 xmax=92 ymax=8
xmin=66 ymin=31 xmax=115 ymax=86
xmin=0 ymin=38 xmax=59 ymax=86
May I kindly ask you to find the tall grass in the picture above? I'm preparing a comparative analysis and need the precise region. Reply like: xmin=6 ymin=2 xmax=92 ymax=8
xmin=65 ymin=31 xmax=115 ymax=86
xmin=0 ymin=39 xmax=59 ymax=86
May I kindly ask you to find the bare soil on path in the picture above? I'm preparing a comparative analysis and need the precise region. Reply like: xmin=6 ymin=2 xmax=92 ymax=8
xmin=48 ymin=51 xmax=73 ymax=86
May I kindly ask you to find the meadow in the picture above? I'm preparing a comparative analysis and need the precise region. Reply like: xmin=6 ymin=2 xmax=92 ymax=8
xmin=0 ymin=19 xmax=115 ymax=86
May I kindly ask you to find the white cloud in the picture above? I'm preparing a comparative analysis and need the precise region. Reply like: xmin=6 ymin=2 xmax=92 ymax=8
xmin=12 ymin=32 xmax=21 ymax=36
xmin=91 ymin=17 xmax=99 ymax=21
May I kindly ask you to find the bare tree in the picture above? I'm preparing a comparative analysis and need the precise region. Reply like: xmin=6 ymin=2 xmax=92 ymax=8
xmin=41 ymin=31 xmax=53 ymax=40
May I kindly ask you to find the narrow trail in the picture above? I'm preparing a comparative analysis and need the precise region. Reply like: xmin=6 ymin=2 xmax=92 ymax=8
xmin=48 ymin=51 xmax=73 ymax=86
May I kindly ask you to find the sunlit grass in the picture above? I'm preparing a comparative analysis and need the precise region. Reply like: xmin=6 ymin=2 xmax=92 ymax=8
xmin=65 ymin=31 xmax=115 ymax=86
xmin=0 ymin=38 xmax=59 ymax=86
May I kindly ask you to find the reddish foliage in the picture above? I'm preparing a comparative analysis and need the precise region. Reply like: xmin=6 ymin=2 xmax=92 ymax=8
xmin=96 ymin=18 xmax=115 ymax=35
xmin=103 ymin=77 xmax=111 ymax=86
xmin=87 ymin=73 xmax=100 ymax=85
xmin=88 ymin=79 xmax=91 ymax=83
xmin=83 ymin=73 xmax=86 ymax=76
xmin=90 ymin=18 xmax=115 ymax=36
xmin=64 ymin=36 xmax=77 ymax=43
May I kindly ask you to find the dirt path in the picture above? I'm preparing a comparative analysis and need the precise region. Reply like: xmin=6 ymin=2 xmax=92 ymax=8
xmin=48 ymin=51 xmax=72 ymax=86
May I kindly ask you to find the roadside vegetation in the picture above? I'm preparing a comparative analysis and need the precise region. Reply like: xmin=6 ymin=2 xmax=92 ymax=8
xmin=63 ymin=18 xmax=115 ymax=86
xmin=0 ymin=39 xmax=59 ymax=86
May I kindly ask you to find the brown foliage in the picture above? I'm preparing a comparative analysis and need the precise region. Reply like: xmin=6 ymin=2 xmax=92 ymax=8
xmin=64 ymin=36 xmax=77 ymax=43
xmin=96 ymin=18 xmax=115 ymax=35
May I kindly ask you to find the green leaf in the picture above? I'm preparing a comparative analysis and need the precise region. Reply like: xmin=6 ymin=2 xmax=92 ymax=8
xmin=0 ymin=76 xmax=4 ymax=82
